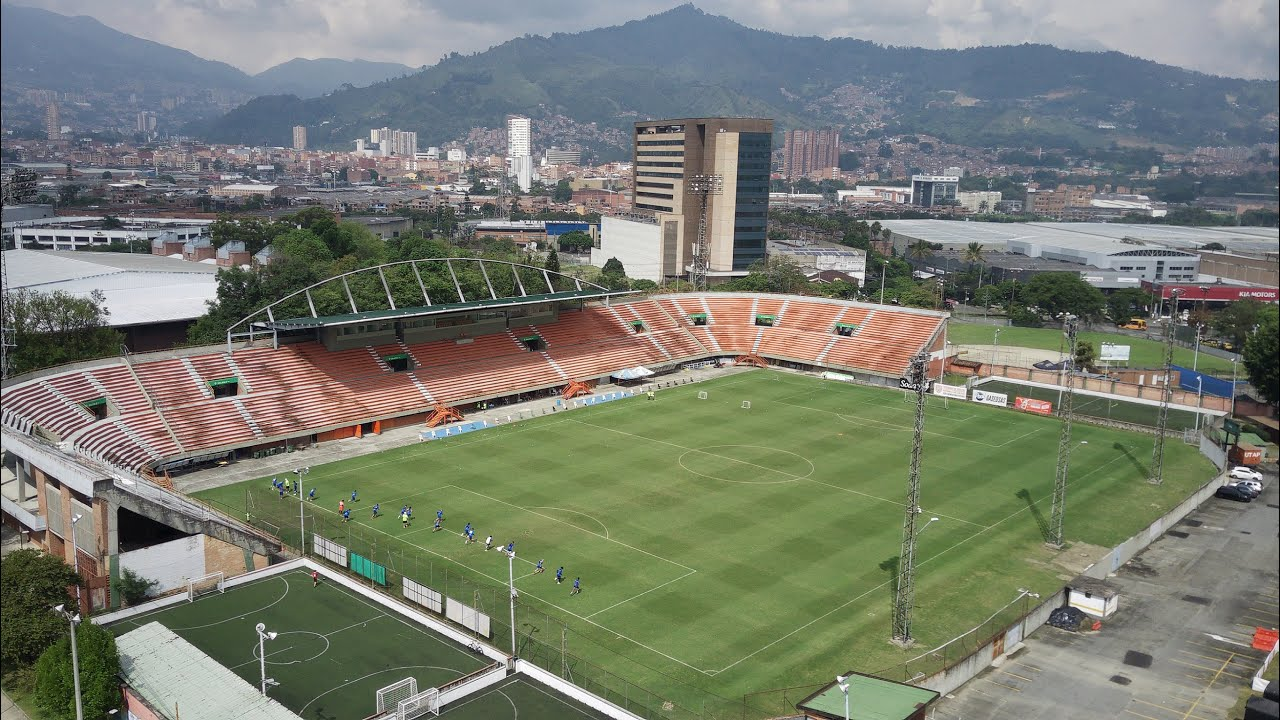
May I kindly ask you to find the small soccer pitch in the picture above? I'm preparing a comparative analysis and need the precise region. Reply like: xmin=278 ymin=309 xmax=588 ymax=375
xmin=197 ymin=370 xmax=1214 ymax=711
xmin=108 ymin=569 xmax=612 ymax=719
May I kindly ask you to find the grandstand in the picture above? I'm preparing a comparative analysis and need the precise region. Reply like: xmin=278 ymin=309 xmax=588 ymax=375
xmin=1 ymin=259 xmax=946 ymax=476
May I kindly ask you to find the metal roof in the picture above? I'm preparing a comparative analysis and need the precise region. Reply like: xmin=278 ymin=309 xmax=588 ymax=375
xmin=881 ymin=220 xmax=1279 ymax=255
xmin=798 ymin=672 xmax=939 ymax=720
xmin=116 ymin=622 xmax=303 ymax=720
xmin=262 ymin=288 xmax=637 ymax=329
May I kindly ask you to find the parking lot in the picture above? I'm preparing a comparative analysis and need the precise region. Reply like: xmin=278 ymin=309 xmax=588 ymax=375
xmin=933 ymin=470 xmax=1279 ymax=720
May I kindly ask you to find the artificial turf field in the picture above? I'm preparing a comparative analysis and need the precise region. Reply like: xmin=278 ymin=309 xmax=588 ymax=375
xmin=108 ymin=569 xmax=612 ymax=719
xmin=197 ymin=370 xmax=1215 ymax=714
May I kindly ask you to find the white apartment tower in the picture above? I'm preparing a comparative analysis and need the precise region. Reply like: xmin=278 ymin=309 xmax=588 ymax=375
xmin=507 ymin=115 xmax=533 ymax=192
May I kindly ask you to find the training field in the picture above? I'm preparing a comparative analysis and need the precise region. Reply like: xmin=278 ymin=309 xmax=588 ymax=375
xmin=974 ymin=379 xmax=1205 ymax=432
xmin=108 ymin=568 xmax=612 ymax=719
xmin=197 ymin=371 xmax=1214 ymax=714
xmin=947 ymin=321 xmax=1237 ymax=375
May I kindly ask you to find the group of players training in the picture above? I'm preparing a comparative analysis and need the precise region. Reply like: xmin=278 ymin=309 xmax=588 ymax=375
xmin=271 ymin=477 xmax=582 ymax=596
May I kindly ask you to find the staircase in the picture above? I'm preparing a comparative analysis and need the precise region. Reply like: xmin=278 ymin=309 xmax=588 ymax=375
xmin=232 ymin=399 xmax=266 ymax=439
xmin=181 ymin=358 xmax=215 ymax=398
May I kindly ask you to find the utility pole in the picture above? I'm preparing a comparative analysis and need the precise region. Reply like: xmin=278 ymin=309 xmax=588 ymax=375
xmin=686 ymin=174 xmax=722 ymax=291
xmin=1049 ymin=315 xmax=1078 ymax=548
xmin=1150 ymin=289 xmax=1182 ymax=484
xmin=892 ymin=351 xmax=929 ymax=647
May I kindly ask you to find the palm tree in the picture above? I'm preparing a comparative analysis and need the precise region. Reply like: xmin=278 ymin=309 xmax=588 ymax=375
xmin=907 ymin=239 xmax=933 ymax=261
xmin=964 ymin=242 xmax=986 ymax=289
xmin=978 ymin=200 xmax=989 ymax=214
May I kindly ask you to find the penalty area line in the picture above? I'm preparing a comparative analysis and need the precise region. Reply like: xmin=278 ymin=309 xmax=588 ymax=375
xmin=585 ymin=569 xmax=698 ymax=619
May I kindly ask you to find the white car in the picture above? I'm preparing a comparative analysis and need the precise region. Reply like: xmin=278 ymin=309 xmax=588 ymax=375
xmin=1229 ymin=466 xmax=1263 ymax=482
xmin=1232 ymin=478 xmax=1263 ymax=494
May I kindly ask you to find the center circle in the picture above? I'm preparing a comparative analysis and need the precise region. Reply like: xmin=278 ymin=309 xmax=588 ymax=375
xmin=677 ymin=444 xmax=814 ymax=484
xmin=256 ymin=631 xmax=330 ymax=665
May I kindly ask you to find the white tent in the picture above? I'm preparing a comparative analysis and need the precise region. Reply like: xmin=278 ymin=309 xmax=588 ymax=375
xmin=611 ymin=366 xmax=655 ymax=380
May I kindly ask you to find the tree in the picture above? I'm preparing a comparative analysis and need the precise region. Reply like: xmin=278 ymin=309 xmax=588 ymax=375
xmin=57 ymin=184 xmax=82 ymax=205
xmin=552 ymin=179 xmax=573 ymax=203
xmin=113 ymin=567 xmax=158 ymax=606
xmin=1242 ymin=306 xmax=1278 ymax=406
xmin=4 ymin=289 xmax=123 ymax=375
xmin=557 ymin=231 xmax=593 ymax=253
xmin=243 ymin=193 xmax=266 ymax=210
xmin=601 ymin=257 xmax=626 ymax=277
xmin=100 ymin=171 xmax=112 ymax=179
xmin=1073 ymin=341 xmax=1098 ymax=373
xmin=1212 ymin=299 xmax=1265 ymax=348
xmin=1106 ymin=288 xmax=1149 ymax=323
xmin=722 ymin=255 xmax=808 ymax=294
xmin=907 ymin=239 xmax=933 ymax=262
xmin=1201 ymin=241 xmax=1226 ymax=250
xmin=0 ymin=549 xmax=81 ymax=670
xmin=544 ymin=248 xmax=561 ymax=275
xmin=877 ymin=143 xmax=894 ymax=158
xmin=1018 ymin=273 xmax=1106 ymax=320
xmin=35 ymin=621 xmax=121 ymax=720
xmin=100 ymin=215 xmax=124 ymax=230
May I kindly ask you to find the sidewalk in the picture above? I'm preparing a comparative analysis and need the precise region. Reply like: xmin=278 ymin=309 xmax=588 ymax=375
xmin=1 ymin=690 xmax=32 ymax=720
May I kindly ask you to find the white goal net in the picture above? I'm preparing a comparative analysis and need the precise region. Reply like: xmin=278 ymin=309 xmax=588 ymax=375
xmin=376 ymin=677 xmax=418 ymax=714
xmin=186 ymin=572 xmax=225 ymax=602
xmin=397 ymin=688 xmax=441 ymax=719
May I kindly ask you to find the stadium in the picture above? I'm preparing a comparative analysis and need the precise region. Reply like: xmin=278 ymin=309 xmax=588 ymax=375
xmin=1 ymin=258 xmax=1220 ymax=719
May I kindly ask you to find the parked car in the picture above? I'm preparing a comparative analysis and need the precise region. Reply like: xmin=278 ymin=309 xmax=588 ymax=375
xmin=1214 ymin=484 xmax=1253 ymax=502
xmin=1233 ymin=478 xmax=1263 ymax=495
xmin=1230 ymin=466 xmax=1263 ymax=482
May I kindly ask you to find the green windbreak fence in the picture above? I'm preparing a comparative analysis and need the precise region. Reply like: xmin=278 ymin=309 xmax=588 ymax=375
xmin=349 ymin=552 xmax=387 ymax=586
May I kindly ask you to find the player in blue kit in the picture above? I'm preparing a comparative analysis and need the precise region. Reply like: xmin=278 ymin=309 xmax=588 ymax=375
xmin=555 ymin=567 xmax=564 ymax=584
xmin=371 ymin=503 xmax=380 ymax=519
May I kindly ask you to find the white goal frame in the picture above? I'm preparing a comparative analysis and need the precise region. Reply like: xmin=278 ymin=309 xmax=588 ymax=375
xmin=397 ymin=688 xmax=441 ymax=719
xmin=186 ymin=571 xmax=225 ymax=602
xmin=376 ymin=677 xmax=418 ymax=714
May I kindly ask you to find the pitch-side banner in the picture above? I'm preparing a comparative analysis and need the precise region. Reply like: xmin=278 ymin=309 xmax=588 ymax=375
xmin=1014 ymin=396 xmax=1054 ymax=416
xmin=932 ymin=382 xmax=967 ymax=400
xmin=971 ymin=389 xmax=1008 ymax=407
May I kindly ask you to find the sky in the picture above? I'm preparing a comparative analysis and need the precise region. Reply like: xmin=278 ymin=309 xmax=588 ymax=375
xmin=20 ymin=0 xmax=1280 ymax=80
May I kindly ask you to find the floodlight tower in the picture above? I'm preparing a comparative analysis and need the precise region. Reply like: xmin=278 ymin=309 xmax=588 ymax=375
xmin=1 ymin=245 xmax=13 ymax=380
xmin=1150 ymin=289 xmax=1182 ymax=484
xmin=686 ymin=173 xmax=722 ymax=291
xmin=1048 ymin=315 xmax=1078 ymax=548
xmin=892 ymin=351 xmax=930 ymax=647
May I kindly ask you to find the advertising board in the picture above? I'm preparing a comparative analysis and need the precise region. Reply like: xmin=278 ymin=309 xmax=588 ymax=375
xmin=932 ymin=383 xmax=968 ymax=400
xmin=971 ymin=389 xmax=1009 ymax=407
xmin=1100 ymin=343 xmax=1131 ymax=362
xmin=1014 ymin=396 xmax=1054 ymax=416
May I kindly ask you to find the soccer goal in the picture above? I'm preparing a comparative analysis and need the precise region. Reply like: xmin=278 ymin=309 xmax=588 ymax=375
xmin=376 ymin=677 xmax=418 ymax=714
xmin=697 ymin=391 xmax=708 ymax=400
xmin=186 ymin=571 xmax=225 ymax=602
xmin=397 ymin=688 xmax=441 ymax=719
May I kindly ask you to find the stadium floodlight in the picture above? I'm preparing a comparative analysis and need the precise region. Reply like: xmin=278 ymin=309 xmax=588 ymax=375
xmin=256 ymin=623 xmax=278 ymax=696
xmin=52 ymin=604 xmax=84 ymax=720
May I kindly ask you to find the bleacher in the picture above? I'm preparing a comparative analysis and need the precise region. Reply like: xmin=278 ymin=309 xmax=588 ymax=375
xmin=0 ymin=293 xmax=944 ymax=473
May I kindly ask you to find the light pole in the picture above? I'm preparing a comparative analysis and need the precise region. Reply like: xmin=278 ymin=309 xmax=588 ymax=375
xmin=1194 ymin=377 xmax=1204 ymax=433
xmin=835 ymin=675 xmax=851 ymax=720
xmin=70 ymin=513 xmax=83 ymax=612
xmin=991 ymin=327 xmax=1002 ymax=369
xmin=508 ymin=550 xmax=518 ymax=657
xmin=294 ymin=466 xmax=310 ymax=554
xmin=52 ymin=604 xmax=84 ymax=720
xmin=1193 ymin=323 xmax=1202 ymax=372
xmin=256 ymin=623 xmax=277 ymax=696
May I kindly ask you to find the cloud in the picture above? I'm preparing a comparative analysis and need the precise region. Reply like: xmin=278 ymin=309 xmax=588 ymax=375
xmin=18 ymin=0 xmax=1280 ymax=79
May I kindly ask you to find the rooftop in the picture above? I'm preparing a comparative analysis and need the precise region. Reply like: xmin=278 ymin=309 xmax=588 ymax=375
xmin=881 ymin=220 xmax=1280 ymax=256
xmin=798 ymin=672 xmax=939 ymax=720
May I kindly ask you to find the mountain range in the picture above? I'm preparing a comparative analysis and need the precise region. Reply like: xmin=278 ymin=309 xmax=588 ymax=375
xmin=0 ymin=5 xmax=414 ymax=101
xmin=3 ymin=3 xmax=1276 ymax=156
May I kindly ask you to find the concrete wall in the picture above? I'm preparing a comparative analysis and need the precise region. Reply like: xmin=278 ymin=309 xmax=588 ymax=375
xmin=119 ymin=534 xmax=206 ymax=595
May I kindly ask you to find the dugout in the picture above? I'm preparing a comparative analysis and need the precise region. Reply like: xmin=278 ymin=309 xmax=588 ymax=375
xmin=797 ymin=671 xmax=939 ymax=720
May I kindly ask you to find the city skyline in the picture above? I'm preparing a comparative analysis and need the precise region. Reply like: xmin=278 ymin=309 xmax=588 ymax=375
xmin=13 ymin=1 xmax=1278 ymax=80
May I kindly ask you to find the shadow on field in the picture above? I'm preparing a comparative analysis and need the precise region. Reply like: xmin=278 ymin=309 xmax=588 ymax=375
xmin=1016 ymin=488 xmax=1051 ymax=543
xmin=1114 ymin=441 xmax=1148 ymax=476
xmin=879 ymin=556 xmax=899 ymax=600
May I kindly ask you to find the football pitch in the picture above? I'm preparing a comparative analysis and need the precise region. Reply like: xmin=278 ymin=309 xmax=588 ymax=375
xmin=197 ymin=370 xmax=1215 ymax=713
xmin=108 ymin=569 xmax=612 ymax=719
xmin=974 ymin=379 xmax=1205 ymax=431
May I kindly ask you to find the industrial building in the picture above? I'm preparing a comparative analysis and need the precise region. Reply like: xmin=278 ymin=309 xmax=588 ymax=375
xmin=10 ymin=215 xmax=212 ymax=251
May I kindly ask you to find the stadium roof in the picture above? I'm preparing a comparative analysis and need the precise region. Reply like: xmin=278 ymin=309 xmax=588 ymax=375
xmin=6 ymin=249 xmax=219 ymax=327
xmin=261 ymin=288 xmax=636 ymax=329
xmin=880 ymin=220 xmax=1279 ymax=255
xmin=116 ymin=621 xmax=303 ymax=720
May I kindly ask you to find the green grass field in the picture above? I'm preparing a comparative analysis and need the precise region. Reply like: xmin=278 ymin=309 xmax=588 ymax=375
xmin=974 ymin=379 xmax=1205 ymax=431
xmin=108 ymin=570 xmax=611 ymax=720
xmin=196 ymin=371 xmax=1215 ymax=717
xmin=947 ymin=322 xmax=1237 ymax=375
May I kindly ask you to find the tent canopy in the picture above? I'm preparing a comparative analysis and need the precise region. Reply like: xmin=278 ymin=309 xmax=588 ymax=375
xmin=611 ymin=366 xmax=655 ymax=380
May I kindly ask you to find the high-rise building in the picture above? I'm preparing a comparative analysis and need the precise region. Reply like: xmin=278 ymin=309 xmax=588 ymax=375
xmin=782 ymin=127 xmax=840 ymax=179
xmin=507 ymin=116 xmax=533 ymax=192
xmin=910 ymin=174 xmax=959 ymax=208
xmin=292 ymin=125 xmax=307 ymax=151
xmin=45 ymin=103 xmax=62 ymax=141
xmin=632 ymin=117 xmax=773 ymax=277
xmin=542 ymin=147 xmax=581 ymax=166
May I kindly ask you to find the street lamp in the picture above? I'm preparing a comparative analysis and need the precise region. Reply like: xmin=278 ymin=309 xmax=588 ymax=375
xmin=1194 ymin=377 xmax=1204 ymax=433
xmin=1193 ymin=323 xmax=1203 ymax=372
xmin=835 ymin=675 xmax=851 ymax=720
xmin=70 ymin=513 xmax=83 ymax=611
xmin=255 ymin=623 xmax=278 ymax=696
xmin=52 ymin=604 xmax=84 ymax=720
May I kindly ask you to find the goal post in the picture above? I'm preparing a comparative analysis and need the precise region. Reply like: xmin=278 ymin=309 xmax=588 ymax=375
xmin=397 ymin=687 xmax=440 ymax=719
xmin=186 ymin=571 xmax=225 ymax=602
xmin=376 ymin=677 xmax=418 ymax=714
